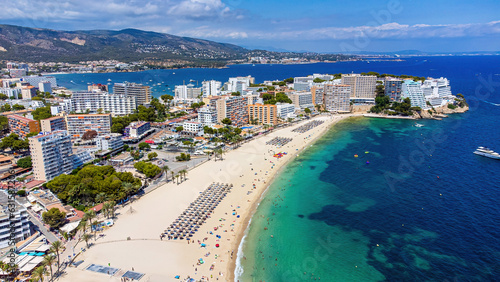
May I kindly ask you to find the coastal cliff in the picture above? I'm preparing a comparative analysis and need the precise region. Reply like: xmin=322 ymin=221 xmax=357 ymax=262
xmin=414 ymin=103 xmax=469 ymax=119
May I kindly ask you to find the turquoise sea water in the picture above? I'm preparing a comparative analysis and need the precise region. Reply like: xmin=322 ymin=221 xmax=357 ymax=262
xmin=53 ymin=56 xmax=500 ymax=280
xmin=237 ymin=113 xmax=500 ymax=281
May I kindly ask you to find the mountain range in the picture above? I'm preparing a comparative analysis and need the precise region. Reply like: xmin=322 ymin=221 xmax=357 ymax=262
xmin=0 ymin=24 xmax=248 ymax=64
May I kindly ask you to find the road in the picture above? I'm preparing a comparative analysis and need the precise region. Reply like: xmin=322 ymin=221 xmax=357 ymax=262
xmin=27 ymin=209 xmax=59 ymax=243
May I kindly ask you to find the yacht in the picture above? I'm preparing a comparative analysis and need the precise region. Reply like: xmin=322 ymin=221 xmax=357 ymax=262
xmin=473 ymin=147 xmax=500 ymax=160
xmin=415 ymin=123 xmax=424 ymax=127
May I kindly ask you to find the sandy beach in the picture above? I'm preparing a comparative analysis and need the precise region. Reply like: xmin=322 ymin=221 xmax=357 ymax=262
xmin=61 ymin=114 xmax=355 ymax=282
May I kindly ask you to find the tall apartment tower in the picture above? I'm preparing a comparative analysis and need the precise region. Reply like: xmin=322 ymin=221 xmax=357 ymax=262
xmin=324 ymin=84 xmax=351 ymax=113
xmin=202 ymin=80 xmax=222 ymax=97
xmin=29 ymin=130 xmax=74 ymax=181
xmin=341 ymin=74 xmax=377 ymax=100
xmin=402 ymin=80 xmax=426 ymax=109
xmin=384 ymin=77 xmax=403 ymax=102
xmin=113 ymin=82 xmax=151 ymax=105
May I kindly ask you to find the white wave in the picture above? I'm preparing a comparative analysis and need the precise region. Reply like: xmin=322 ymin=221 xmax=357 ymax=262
xmin=483 ymin=100 xmax=500 ymax=106
xmin=234 ymin=216 xmax=253 ymax=281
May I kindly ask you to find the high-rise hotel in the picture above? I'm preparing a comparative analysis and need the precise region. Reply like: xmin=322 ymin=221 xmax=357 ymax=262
xmin=114 ymin=82 xmax=151 ymax=105
xmin=29 ymin=130 xmax=74 ymax=181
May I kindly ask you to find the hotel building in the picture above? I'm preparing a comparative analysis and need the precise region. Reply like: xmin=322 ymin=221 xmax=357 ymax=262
xmin=8 ymin=114 xmax=40 ymax=137
xmin=71 ymin=91 xmax=137 ymax=115
xmin=0 ymin=191 xmax=31 ymax=249
xmin=66 ymin=114 xmax=112 ymax=138
xmin=341 ymin=74 xmax=377 ymax=100
xmin=113 ymin=82 xmax=151 ymax=105
xmin=248 ymin=103 xmax=277 ymax=125
xmin=40 ymin=116 xmax=67 ymax=132
xmin=198 ymin=106 xmax=218 ymax=127
xmin=324 ymin=84 xmax=351 ymax=113
xmin=202 ymin=80 xmax=222 ymax=97
xmin=289 ymin=92 xmax=314 ymax=109
xmin=402 ymin=81 xmax=426 ymax=109
xmin=29 ymin=130 xmax=74 ymax=181
xmin=216 ymin=96 xmax=249 ymax=127
xmin=384 ymin=77 xmax=403 ymax=102
xmin=124 ymin=121 xmax=151 ymax=138
xmin=174 ymin=84 xmax=202 ymax=102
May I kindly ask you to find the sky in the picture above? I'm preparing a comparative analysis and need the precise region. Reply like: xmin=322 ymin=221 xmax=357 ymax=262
xmin=2 ymin=0 xmax=500 ymax=53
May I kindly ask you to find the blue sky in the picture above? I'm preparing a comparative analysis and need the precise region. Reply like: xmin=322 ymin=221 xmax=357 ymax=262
xmin=2 ymin=0 xmax=500 ymax=53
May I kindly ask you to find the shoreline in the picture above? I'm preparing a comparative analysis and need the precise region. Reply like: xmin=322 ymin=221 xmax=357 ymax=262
xmin=61 ymin=114 xmax=358 ymax=282
xmin=228 ymin=114 xmax=357 ymax=281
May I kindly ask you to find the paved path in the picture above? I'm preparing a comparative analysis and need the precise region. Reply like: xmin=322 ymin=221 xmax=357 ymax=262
xmin=27 ymin=210 xmax=59 ymax=243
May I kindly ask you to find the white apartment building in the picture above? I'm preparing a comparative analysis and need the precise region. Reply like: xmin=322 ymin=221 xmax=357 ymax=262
xmin=71 ymin=149 xmax=94 ymax=168
xmin=38 ymin=81 xmax=52 ymax=94
xmin=276 ymin=103 xmax=296 ymax=118
xmin=226 ymin=76 xmax=254 ymax=92
xmin=341 ymin=74 xmax=377 ymax=100
xmin=324 ymin=84 xmax=351 ymax=113
xmin=202 ymin=80 xmax=221 ymax=97
xmin=289 ymin=92 xmax=314 ymax=109
xmin=174 ymin=84 xmax=202 ymax=102
xmin=71 ymin=91 xmax=137 ymax=115
xmin=0 ymin=99 xmax=44 ymax=110
xmin=21 ymin=76 xmax=57 ymax=87
xmin=29 ymin=130 xmax=74 ymax=181
xmin=0 ymin=191 xmax=31 ymax=249
xmin=198 ymin=106 xmax=218 ymax=127
xmin=0 ymin=87 xmax=22 ymax=99
xmin=402 ymin=81 xmax=426 ymax=109
xmin=50 ymin=99 xmax=73 ymax=115
xmin=183 ymin=121 xmax=202 ymax=133
xmin=96 ymin=133 xmax=123 ymax=152
xmin=66 ymin=114 xmax=112 ymax=138
xmin=421 ymin=77 xmax=453 ymax=106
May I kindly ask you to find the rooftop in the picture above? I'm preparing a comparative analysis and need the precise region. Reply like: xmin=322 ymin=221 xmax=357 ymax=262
xmin=8 ymin=114 xmax=36 ymax=123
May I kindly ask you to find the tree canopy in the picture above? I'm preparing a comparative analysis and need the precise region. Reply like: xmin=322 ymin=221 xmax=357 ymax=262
xmin=16 ymin=156 xmax=32 ymax=168
xmin=45 ymin=165 xmax=142 ymax=209
xmin=138 ymin=142 xmax=151 ymax=150
xmin=134 ymin=161 xmax=162 ymax=178
xmin=42 ymin=208 xmax=66 ymax=229
xmin=32 ymin=106 xmax=53 ymax=120
xmin=0 ymin=133 xmax=29 ymax=151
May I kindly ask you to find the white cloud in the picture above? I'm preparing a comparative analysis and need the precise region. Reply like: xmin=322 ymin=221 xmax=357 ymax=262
xmin=167 ymin=0 xmax=229 ymax=19
xmin=184 ymin=21 xmax=500 ymax=41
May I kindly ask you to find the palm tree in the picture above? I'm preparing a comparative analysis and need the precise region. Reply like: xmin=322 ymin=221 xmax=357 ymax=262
xmin=179 ymin=169 xmax=187 ymax=182
xmin=50 ymin=241 xmax=63 ymax=271
xmin=107 ymin=201 xmax=116 ymax=218
xmin=95 ymin=192 xmax=107 ymax=203
xmin=82 ymin=233 xmax=92 ymax=248
xmin=102 ymin=202 xmax=111 ymax=219
xmin=78 ymin=219 xmax=88 ymax=235
xmin=175 ymin=174 xmax=180 ymax=185
xmin=85 ymin=210 xmax=97 ymax=241
xmin=214 ymin=148 xmax=224 ymax=161
xmin=43 ymin=255 xmax=56 ymax=282
xmin=162 ymin=165 xmax=169 ymax=180
xmin=171 ymin=171 xmax=175 ymax=183
xmin=32 ymin=266 xmax=47 ymax=282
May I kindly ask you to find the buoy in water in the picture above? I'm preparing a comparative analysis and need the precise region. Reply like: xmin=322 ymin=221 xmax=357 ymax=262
xmin=354 ymin=154 xmax=358 ymax=158
xmin=366 ymin=161 xmax=370 ymax=164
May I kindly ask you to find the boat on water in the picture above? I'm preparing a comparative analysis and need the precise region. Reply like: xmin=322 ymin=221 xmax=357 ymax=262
xmin=473 ymin=147 xmax=500 ymax=160
xmin=107 ymin=78 xmax=112 ymax=82
xmin=415 ymin=123 xmax=424 ymax=127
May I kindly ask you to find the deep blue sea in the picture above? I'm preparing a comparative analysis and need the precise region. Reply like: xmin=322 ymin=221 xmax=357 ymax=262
xmin=54 ymin=56 xmax=500 ymax=281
